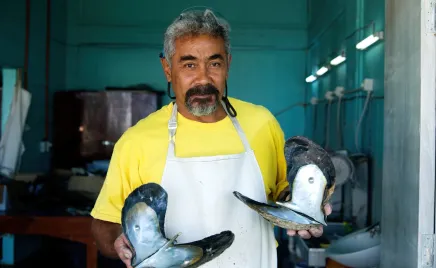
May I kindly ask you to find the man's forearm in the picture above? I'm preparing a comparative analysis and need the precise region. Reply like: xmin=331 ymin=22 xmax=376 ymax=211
xmin=277 ymin=186 xmax=290 ymax=201
xmin=91 ymin=218 xmax=122 ymax=259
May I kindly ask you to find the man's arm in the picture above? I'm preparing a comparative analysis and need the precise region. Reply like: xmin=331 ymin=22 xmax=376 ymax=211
xmin=91 ymin=219 xmax=122 ymax=259
xmin=267 ymin=112 xmax=289 ymax=202
xmin=89 ymin=134 xmax=139 ymax=259
xmin=276 ymin=185 xmax=290 ymax=201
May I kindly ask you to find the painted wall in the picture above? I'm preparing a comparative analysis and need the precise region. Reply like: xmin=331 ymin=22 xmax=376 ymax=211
xmin=305 ymin=0 xmax=385 ymax=223
xmin=0 ymin=1 xmax=308 ymax=173
xmin=65 ymin=0 xmax=308 ymax=139
xmin=0 ymin=0 xmax=67 ymax=173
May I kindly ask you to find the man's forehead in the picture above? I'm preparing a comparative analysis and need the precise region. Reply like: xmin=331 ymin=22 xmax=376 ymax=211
xmin=175 ymin=34 xmax=225 ymax=48
xmin=174 ymin=37 xmax=226 ymax=58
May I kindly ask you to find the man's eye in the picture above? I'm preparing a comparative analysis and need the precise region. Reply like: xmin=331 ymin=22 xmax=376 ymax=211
xmin=210 ymin=62 xmax=221 ymax=67
xmin=185 ymin=63 xmax=195 ymax=68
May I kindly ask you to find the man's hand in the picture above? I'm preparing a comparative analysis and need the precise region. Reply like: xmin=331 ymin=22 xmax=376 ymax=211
xmin=114 ymin=233 xmax=134 ymax=268
xmin=286 ymin=203 xmax=332 ymax=239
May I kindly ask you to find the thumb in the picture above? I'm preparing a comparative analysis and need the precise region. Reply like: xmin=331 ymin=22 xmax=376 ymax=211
xmin=119 ymin=245 xmax=132 ymax=260
xmin=115 ymin=239 xmax=133 ymax=262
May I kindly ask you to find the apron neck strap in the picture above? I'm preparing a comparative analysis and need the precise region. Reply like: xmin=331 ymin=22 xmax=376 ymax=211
xmin=168 ymin=102 xmax=179 ymax=142
xmin=167 ymin=101 xmax=251 ymax=154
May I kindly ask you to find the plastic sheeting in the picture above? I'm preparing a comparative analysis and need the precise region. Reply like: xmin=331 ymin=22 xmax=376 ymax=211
xmin=0 ymin=69 xmax=31 ymax=178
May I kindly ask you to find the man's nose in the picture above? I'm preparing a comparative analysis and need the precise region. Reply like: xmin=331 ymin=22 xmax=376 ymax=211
xmin=196 ymin=65 xmax=211 ymax=84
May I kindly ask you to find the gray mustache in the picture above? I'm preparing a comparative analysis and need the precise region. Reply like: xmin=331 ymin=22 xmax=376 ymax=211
xmin=185 ymin=84 xmax=219 ymax=99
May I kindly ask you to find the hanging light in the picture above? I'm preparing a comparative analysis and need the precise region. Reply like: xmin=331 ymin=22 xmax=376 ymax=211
xmin=330 ymin=50 xmax=346 ymax=66
xmin=356 ymin=31 xmax=384 ymax=50
xmin=316 ymin=66 xmax=329 ymax=76
xmin=306 ymin=75 xmax=317 ymax=83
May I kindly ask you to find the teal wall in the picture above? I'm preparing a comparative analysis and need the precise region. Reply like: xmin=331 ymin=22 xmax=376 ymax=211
xmin=0 ymin=2 xmax=67 ymax=263
xmin=0 ymin=1 xmax=308 ymax=173
xmin=305 ymin=0 xmax=385 ymax=222
xmin=0 ymin=1 xmax=386 ymax=227
xmin=0 ymin=0 xmax=67 ymax=173
xmin=65 ymin=0 xmax=308 ymax=139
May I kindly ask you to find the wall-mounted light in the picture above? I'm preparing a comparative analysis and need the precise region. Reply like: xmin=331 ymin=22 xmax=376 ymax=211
xmin=356 ymin=31 xmax=384 ymax=50
xmin=316 ymin=66 xmax=329 ymax=76
xmin=330 ymin=50 xmax=346 ymax=66
xmin=306 ymin=75 xmax=317 ymax=83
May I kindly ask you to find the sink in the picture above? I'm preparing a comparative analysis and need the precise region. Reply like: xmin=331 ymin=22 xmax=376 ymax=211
xmin=289 ymin=222 xmax=351 ymax=267
xmin=324 ymin=223 xmax=381 ymax=268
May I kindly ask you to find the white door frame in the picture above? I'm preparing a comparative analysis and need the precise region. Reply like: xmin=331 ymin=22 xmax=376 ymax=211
xmin=383 ymin=0 xmax=436 ymax=267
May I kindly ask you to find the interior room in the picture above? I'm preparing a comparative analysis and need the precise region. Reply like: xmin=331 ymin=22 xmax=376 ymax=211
xmin=0 ymin=0 xmax=434 ymax=268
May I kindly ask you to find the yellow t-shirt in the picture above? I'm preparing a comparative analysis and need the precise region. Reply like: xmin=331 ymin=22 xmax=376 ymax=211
xmin=90 ymin=97 xmax=289 ymax=224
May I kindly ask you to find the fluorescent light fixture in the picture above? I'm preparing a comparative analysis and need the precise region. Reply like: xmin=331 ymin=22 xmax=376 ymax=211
xmin=356 ymin=31 xmax=384 ymax=50
xmin=306 ymin=75 xmax=317 ymax=83
xmin=316 ymin=66 xmax=329 ymax=76
xmin=330 ymin=55 xmax=346 ymax=66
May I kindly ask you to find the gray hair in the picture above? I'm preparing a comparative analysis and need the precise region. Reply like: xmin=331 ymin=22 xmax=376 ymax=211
xmin=163 ymin=9 xmax=231 ymax=65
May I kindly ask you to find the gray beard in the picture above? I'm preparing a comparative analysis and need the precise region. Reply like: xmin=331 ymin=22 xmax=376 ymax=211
xmin=186 ymin=102 xmax=218 ymax=116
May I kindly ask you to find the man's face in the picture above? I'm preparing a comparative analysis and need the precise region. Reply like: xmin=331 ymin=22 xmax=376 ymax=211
xmin=161 ymin=34 xmax=231 ymax=117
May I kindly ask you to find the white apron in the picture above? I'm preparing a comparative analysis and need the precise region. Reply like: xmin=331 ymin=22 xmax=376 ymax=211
xmin=160 ymin=102 xmax=277 ymax=268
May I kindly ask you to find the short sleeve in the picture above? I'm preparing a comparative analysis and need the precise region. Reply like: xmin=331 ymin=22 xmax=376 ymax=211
xmin=90 ymin=135 xmax=140 ymax=224
xmin=268 ymin=115 xmax=289 ymax=201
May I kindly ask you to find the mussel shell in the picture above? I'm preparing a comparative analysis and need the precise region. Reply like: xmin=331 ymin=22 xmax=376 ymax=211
xmin=233 ymin=191 xmax=325 ymax=230
xmin=135 ymin=231 xmax=235 ymax=268
xmin=135 ymin=233 xmax=203 ymax=268
xmin=121 ymin=183 xmax=236 ymax=268
xmin=284 ymin=136 xmax=336 ymax=206
xmin=122 ymin=182 xmax=168 ymax=236
xmin=175 ymin=231 xmax=235 ymax=268
xmin=121 ymin=183 xmax=169 ymax=266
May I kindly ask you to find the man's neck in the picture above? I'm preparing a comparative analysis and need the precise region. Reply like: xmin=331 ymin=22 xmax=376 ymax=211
xmin=175 ymin=101 xmax=227 ymax=123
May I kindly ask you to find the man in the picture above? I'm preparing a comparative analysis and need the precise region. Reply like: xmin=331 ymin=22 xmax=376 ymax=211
xmin=90 ymin=8 xmax=331 ymax=268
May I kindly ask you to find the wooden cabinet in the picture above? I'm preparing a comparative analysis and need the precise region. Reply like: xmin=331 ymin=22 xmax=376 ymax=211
xmin=52 ymin=89 xmax=163 ymax=169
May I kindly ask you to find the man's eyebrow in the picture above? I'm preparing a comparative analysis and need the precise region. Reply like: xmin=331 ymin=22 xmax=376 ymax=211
xmin=209 ymin=54 xmax=224 ymax=60
xmin=178 ymin=54 xmax=224 ymax=62
xmin=179 ymin=55 xmax=197 ymax=62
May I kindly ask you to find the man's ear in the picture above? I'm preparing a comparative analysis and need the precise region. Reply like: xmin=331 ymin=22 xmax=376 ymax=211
xmin=160 ymin=57 xmax=172 ymax=82
xmin=226 ymin=54 xmax=232 ymax=79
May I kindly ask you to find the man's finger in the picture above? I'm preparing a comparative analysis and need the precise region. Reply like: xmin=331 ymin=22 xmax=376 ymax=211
xmin=309 ymin=226 xmax=323 ymax=237
xmin=324 ymin=203 xmax=332 ymax=216
xmin=114 ymin=234 xmax=134 ymax=268
xmin=287 ymin=230 xmax=296 ymax=236
xmin=115 ymin=238 xmax=132 ymax=260
xmin=117 ymin=245 xmax=132 ymax=260
xmin=121 ymin=234 xmax=134 ymax=251
xmin=298 ymin=230 xmax=311 ymax=239
xmin=117 ymin=249 xmax=133 ymax=268
xmin=121 ymin=259 xmax=133 ymax=268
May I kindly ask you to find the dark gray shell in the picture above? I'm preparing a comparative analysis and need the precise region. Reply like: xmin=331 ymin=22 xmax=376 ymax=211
xmin=233 ymin=191 xmax=324 ymax=230
xmin=121 ymin=182 xmax=168 ymax=239
xmin=233 ymin=136 xmax=336 ymax=230
xmin=121 ymin=183 xmax=235 ymax=268
xmin=285 ymin=136 xmax=336 ymax=203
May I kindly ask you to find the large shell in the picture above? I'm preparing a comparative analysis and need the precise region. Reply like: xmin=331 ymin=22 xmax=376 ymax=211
xmin=234 ymin=136 xmax=336 ymax=230
xmin=122 ymin=183 xmax=235 ymax=268
xmin=285 ymin=136 xmax=336 ymax=208
xmin=233 ymin=191 xmax=323 ymax=230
